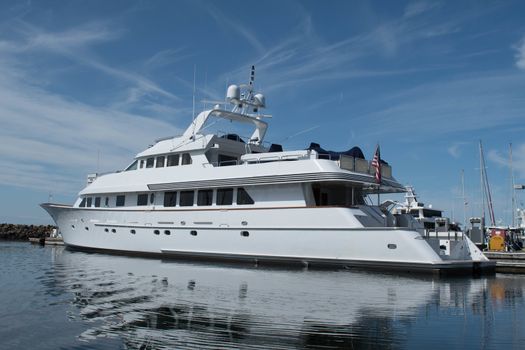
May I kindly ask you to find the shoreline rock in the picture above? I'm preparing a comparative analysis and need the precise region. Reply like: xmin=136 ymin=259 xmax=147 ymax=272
xmin=0 ymin=223 xmax=56 ymax=241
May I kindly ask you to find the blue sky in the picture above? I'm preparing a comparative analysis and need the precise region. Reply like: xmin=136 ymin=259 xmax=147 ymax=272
xmin=1 ymin=0 xmax=524 ymax=226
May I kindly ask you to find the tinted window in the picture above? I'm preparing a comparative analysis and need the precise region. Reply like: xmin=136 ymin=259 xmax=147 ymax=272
xmin=182 ymin=153 xmax=192 ymax=165
xmin=146 ymin=158 xmax=154 ymax=168
xmin=164 ymin=192 xmax=177 ymax=207
xmin=105 ymin=197 xmax=109 ymax=206
xmin=137 ymin=194 xmax=148 ymax=206
xmin=86 ymin=197 xmax=92 ymax=207
xmin=79 ymin=198 xmax=86 ymax=207
xmin=116 ymin=195 xmax=125 ymax=207
xmin=197 ymin=189 xmax=213 ymax=206
xmin=156 ymin=156 xmax=165 ymax=168
xmin=94 ymin=197 xmax=101 ymax=207
xmin=167 ymin=154 xmax=179 ymax=167
xmin=217 ymin=188 xmax=233 ymax=205
xmin=139 ymin=160 xmax=145 ymax=168
xmin=150 ymin=193 xmax=155 ymax=204
xmin=125 ymin=160 xmax=138 ymax=171
xmin=237 ymin=188 xmax=254 ymax=205
xmin=179 ymin=190 xmax=194 ymax=206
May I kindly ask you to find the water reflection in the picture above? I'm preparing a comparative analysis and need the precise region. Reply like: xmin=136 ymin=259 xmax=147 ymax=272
xmin=46 ymin=247 xmax=525 ymax=349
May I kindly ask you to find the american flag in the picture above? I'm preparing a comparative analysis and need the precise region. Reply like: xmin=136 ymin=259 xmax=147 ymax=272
xmin=371 ymin=144 xmax=381 ymax=184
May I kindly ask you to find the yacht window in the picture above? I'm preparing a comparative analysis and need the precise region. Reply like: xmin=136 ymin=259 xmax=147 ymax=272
xmin=125 ymin=160 xmax=138 ymax=171
xmin=150 ymin=193 xmax=155 ymax=204
xmin=116 ymin=195 xmax=125 ymax=207
xmin=164 ymin=192 xmax=177 ymax=207
xmin=146 ymin=158 xmax=154 ymax=168
xmin=94 ymin=197 xmax=101 ymax=207
xmin=182 ymin=153 xmax=192 ymax=165
xmin=217 ymin=188 xmax=233 ymax=205
xmin=167 ymin=154 xmax=179 ymax=166
xmin=156 ymin=156 xmax=165 ymax=168
xmin=140 ymin=160 xmax=145 ymax=168
xmin=86 ymin=197 xmax=92 ymax=207
xmin=137 ymin=194 xmax=148 ymax=206
xmin=218 ymin=154 xmax=237 ymax=166
xmin=105 ymin=197 xmax=109 ymax=207
xmin=180 ymin=190 xmax=194 ymax=206
xmin=197 ymin=189 xmax=213 ymax=206
xmin=79 ymin=198 xmax=86 ymax=207
xmin=237 ymin=188 xmax=254 ymax=205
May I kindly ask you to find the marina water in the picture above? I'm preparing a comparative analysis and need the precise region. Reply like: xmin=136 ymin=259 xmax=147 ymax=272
xmin=1 ymin=241 xmax=524 ymax=350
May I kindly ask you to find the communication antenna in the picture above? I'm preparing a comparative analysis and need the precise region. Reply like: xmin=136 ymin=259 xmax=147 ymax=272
xmin=191 ymin=64 xmax=197 ymax=139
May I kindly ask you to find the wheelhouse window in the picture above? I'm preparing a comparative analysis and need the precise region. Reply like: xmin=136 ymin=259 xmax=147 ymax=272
xmin=125 ymin=160 xmax=138 ymax=171
xmin=146 ymin=158 xmax=154 ymax=168
xmin=217 ymin=188 xmax=233 ymax=205
xmin=167 ymin=154 xmax=179 ymax=167
xmin=156 ymin=156 xmax=165 ymax=168
xmin=139 ymin=160 xmax=145 ymax=168
xmin=237 ymin=188 xmax=254 ymax=205
xmin=86 ymin=197 xmax=92 ymax=207
xmin=79 ymin=198 xmax=86 ymax=207
xmin=164 ymin=192 xmax=177 ymax=207
xmin=94 ymin=197 xmax=101 ymax=207
xmin=182 ymin=153 xmax=192 ymax=165
xmin=137 ymin=194 xmax=148 ymax=206
xmin=311 ymin=183 xmax=364 ymax=207
xmin=179 ymin=190 xmax=194 ymax=206
xmin=116 ymin=195 xmax=125 ymax=207
xmin=197 ymin=189 xmax=213 ymax=206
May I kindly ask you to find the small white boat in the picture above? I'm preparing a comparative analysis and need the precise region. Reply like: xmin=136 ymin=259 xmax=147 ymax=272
xmin=41 ymin=68 xmax=493 ymax=274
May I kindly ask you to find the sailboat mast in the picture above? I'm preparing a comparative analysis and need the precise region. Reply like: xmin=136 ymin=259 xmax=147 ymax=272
xmin=479 ymin=141 xmax=485 ymax=223
xmin=461 ymin=169 xmax=467 ymax=229
xmin=510 ymin=143 xmax=516 ymax=227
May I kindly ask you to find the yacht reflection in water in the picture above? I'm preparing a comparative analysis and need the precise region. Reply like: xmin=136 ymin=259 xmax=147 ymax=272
xmin=49 ymin=248 xmax=523 ymax=349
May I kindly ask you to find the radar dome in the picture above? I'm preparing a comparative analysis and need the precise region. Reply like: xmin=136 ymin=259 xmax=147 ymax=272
xmin=253 ymin=93 xmax=266 ymax=108
xmin=226 ymin=85 xmax=240 ymax=102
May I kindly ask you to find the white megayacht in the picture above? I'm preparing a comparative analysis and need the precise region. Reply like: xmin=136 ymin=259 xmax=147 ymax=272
xmin=42 ymin=69 xmax=494 ymax=274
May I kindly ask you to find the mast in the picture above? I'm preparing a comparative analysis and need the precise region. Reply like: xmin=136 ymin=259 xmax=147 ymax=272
xmin=479 ymin=141 xmax=495 ymax=226
xmin=510 ymin=143 xmax=516 ymax=227
xmin=461 ymin=169 xmax=467 ymax=229
xmin=479 ymin=141 xmax=485 ymax=223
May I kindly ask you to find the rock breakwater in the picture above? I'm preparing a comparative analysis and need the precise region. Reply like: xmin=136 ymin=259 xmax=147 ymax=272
xmin=0 ymin=223 xmax=56 ymax=241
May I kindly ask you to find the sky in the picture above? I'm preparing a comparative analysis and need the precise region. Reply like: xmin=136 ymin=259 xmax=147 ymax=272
xmin=0 ymin=0 xmax=524 ymax=226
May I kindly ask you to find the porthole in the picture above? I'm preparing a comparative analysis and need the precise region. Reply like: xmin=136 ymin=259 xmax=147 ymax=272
xmin=387 ymin=244 xmax=397 ymax=249
xmin=130 ymin=229 xmax=136 ymax=234
xmin=154 ymin=230 xmax=160 ymax=235
xmin=164 ymin=230 xmax=171 ymax=235
xmin=111 ymin=229 xmax=116 ymax=233
xmin=85 ymin=227 xmax=89 ymax=231
xmin=241 ymin=221 xmax=248 ymax=226
xmin=104 ymin=228 xmax=109 ymax=232
xmin=71 ymin=225 xmax=75 ymax=229
xmin=241 ymin=231 xmax=249 ymax=237
xmin=190 ymin=230 xmax=197 ymax=236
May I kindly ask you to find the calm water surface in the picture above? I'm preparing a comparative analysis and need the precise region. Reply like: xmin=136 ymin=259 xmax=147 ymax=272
xmin=1 ymin=241 xmax=524 ymax=349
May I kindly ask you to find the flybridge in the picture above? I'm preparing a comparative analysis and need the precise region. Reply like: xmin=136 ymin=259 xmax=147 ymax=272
xmin=183 ymin=65 xmax=270 ymax=145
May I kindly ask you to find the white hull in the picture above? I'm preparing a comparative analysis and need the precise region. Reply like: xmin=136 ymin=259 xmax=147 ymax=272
xmin=42 ymin=204 xmax=494 ymax=274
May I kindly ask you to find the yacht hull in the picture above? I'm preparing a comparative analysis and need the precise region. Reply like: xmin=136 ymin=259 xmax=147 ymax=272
xmin=41 ymin=203 xmax=495 ymax=275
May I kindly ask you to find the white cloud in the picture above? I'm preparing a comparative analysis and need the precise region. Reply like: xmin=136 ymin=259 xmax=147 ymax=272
xmin=488 ymin=144 xmax=525 ymax=180
xmin=514 ymin=35 xmax=525 ymax=70
xmin=404 ymin=1 xmax=440 ymax=18
xmin=0 ymin=23 xmax=183 ymax=195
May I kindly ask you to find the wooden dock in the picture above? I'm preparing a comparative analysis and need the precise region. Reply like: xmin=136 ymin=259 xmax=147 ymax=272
xmin=484 ymin=252 xmax=525 ymax=273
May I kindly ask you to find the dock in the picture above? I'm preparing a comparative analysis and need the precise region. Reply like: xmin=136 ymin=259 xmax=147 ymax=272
xmin=484 ymin=252 xmax=525 ymax=273
xmin=29 ymin=236 xmax=64 ymax=246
